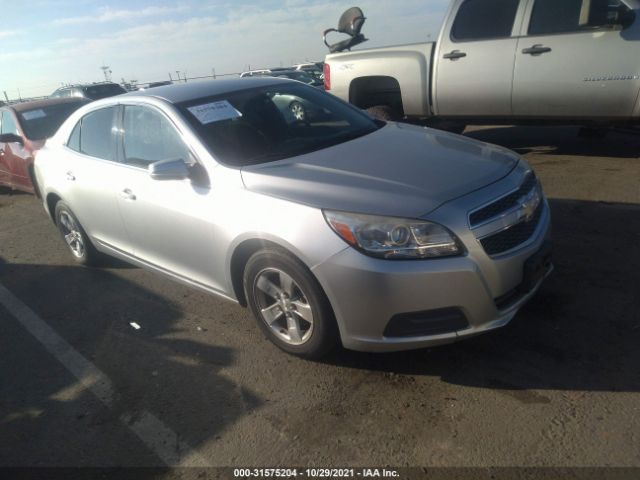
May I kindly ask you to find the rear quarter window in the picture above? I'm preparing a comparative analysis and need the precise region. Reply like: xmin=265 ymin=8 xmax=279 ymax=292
xmin=67 ymin=122 xmax=81 ymax=151
xmin=78 ymin=107 xmax=116 ymax=161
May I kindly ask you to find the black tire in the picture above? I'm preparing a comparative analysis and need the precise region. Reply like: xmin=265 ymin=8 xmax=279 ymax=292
xmin=366 ymin=105 xmax=400 ymax=121
xmin=54 ymin=201 xmax=99 ymax=266
xmin=243 ymin=247 xmax=339 ymax=359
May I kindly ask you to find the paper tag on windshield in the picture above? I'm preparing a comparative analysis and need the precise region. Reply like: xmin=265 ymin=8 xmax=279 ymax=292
xmin=188 ymin=101 xmax=242 ymax=124
xmin=22 ymin=109 xmax=47 ymax=121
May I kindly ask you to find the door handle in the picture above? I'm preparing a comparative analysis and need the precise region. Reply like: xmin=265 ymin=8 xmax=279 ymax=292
xmin=66 ymin=171 xmax=76 ymax=181
xmin=522 ymin=44 xmax=551 ymax=55
xmin=120 ymin=188 xmax=136 ymax=201
xmin=443 ymin=50 xmax=467 ymax=60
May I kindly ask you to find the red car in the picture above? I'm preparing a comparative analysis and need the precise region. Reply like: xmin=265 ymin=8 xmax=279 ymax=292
xmin=0 ymin=97 xmax=88 ymax=195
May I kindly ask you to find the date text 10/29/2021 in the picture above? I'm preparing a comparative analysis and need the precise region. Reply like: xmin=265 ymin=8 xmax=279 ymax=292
xmin=233 ymin=468 xmax=400 ymax=478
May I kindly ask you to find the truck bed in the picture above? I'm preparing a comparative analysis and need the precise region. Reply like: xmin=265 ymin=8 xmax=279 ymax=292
xmin=325 ymin=42 xmax=435 ymax=118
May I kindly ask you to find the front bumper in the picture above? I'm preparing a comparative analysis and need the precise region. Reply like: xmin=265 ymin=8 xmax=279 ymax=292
xmin=312 ymin=202 xmax=552 ymax=352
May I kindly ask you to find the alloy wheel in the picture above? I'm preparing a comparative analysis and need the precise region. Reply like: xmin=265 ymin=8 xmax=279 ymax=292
xmin=253 ymin=268 xmax=314 ymax=345
xmin=59 ymin=211 xmax=85 ymax=258
xmin=290 ymin=102 xmax=306 ymax=121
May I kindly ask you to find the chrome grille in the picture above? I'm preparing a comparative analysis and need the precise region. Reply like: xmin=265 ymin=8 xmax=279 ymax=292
xmin=480 ymin=204 xmax=543 ymax=256
xmin=469 ymin=173 xmax=538 ymax=227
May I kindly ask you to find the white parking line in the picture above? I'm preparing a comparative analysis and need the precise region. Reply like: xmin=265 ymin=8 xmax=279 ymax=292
xmin=0 ymin=282 xmax=208 ymax=467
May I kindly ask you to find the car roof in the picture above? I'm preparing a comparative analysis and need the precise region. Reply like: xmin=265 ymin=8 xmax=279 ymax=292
xmin=10 ymin=97 xmax=89 ymax=113
xmin=125 ymin=77 xmax=292 ymax=104
xmin=58 ymin=82 xmax=121 ymax=89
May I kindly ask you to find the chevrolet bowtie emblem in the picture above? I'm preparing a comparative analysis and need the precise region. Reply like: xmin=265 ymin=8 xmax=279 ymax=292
xmin=518 ymin=185 xmax=541 ymax=222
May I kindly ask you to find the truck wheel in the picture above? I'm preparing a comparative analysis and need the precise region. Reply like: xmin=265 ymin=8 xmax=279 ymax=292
xmin=244 ymin=247 xmax=339 ymax=359
xmin=366 ymin=105 xmax=399 ymax=121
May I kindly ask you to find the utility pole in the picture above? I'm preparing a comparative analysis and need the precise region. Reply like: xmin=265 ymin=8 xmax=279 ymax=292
xmin=168 ymin=72 xmax=173 ymax=82
xmin=3 ymin=91 xmax=8 ymax=103
xmin=212 ymin=68 xmax=216 ymax=79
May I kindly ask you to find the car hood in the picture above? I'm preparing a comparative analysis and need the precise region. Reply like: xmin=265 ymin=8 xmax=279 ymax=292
xmin=241 ymin=123 xmax=519 ymax=218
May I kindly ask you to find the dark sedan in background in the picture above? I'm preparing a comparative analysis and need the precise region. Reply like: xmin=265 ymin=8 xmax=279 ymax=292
xmin=50 ymin=82 xmax=127 ymax=101
xmin=0 ymin=97 xmax=88 ymax=194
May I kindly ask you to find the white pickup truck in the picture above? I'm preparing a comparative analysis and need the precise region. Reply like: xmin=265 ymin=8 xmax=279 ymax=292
xmin=323 ymin=0 xmax=640 ymax=132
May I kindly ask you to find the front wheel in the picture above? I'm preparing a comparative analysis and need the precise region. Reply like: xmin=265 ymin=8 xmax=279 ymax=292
xmin=54 ymin=201 xmax=99 ymax=266
xmin=244 ymin=248 xmax=338 ymax=358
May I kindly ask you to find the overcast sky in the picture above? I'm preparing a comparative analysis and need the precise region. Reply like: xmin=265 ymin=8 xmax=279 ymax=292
xmin=0 ymin=0 xmax=449 ymax=99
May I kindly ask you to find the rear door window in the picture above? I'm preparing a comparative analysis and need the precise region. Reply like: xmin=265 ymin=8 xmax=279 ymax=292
xmin=529 ymin=0 xmax=631 ymax=35
xmin=79 ymin=107 xmax=116 ymax=161
xmin=452 ymin=0 xmax=520 ymax=41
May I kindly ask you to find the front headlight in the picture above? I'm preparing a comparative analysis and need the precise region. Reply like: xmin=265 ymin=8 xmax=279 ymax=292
xmin=323 ymin=210 xmax=463 ymax=259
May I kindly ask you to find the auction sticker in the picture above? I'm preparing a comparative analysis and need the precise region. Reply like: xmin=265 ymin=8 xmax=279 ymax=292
xmin=22 ymin=109 xmax=47 ymax=120
xmin=188 ymin=100 xmax=242 ymax=124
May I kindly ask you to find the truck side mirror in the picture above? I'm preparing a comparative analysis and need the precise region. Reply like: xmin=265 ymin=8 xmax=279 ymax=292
xmin=617 ymin=7 xmax=636 ymax=28
xmin=580 ymin=1 xmax=636 ymax=29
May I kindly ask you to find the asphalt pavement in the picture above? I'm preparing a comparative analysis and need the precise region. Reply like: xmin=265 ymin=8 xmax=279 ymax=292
xmin=0 ymin=126 xmax=639 ymax=471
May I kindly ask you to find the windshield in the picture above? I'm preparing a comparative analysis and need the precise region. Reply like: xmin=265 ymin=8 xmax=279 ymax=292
xmin=177 ymin=83 xmax=381 ymax=167
xmin=82 ymin=84 xmax=126 ymax=99
xmin=18 ymin=102 xmax=86 ymax=140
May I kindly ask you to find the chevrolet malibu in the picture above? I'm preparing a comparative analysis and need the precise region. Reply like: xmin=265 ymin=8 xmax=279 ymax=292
xmin=34 ymin=78 xmax=552 ymax=358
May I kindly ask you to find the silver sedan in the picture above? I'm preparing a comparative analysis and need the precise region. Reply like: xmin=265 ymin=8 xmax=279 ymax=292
xmin=34 ymin=77 xmax=552 ymax=358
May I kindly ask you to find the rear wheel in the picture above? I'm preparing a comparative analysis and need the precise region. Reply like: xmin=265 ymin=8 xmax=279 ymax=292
xmin=244 ymin=248 xmax=338 ymax=358
xmin=54 ymin=201 xmax=99 ymax=266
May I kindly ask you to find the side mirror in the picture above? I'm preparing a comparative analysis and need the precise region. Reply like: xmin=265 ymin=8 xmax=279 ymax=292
xmin=618 ymin=8 xmax=636 ymax=28
xmin=580 ymin=3 xmax=636 ymax=29
xmin=148 ymin=158 xmax=190 ymax=181
xmin=0 ymin=133 xmax=24 ymax=145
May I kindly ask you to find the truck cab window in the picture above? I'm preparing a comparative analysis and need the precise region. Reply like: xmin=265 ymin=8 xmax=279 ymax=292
xmin=529 ymin=0 xmax=631 ymax=35
xmin=452 ymin=0 xmax=520 ymax=41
